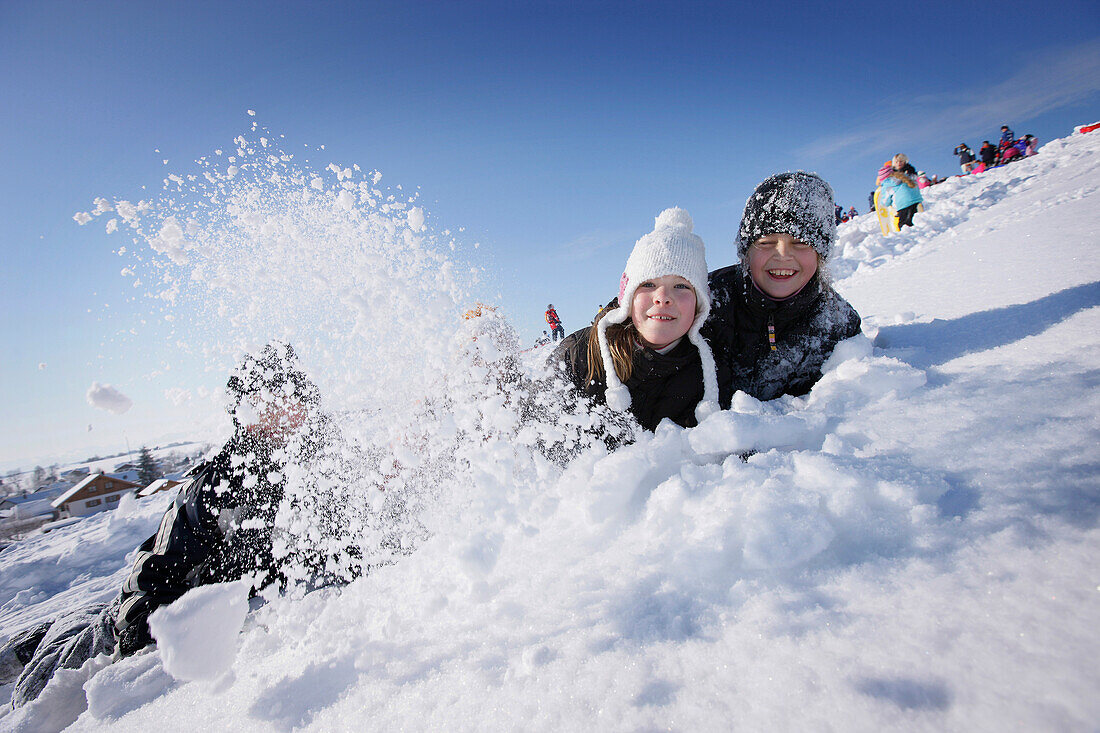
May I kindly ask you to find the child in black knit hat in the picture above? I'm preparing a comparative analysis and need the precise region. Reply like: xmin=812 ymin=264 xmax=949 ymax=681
xmin=703 ymin=171 xmax=863 ymax=403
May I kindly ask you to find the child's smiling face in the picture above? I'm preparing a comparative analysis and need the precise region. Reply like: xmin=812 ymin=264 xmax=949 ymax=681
xmin=630 ymin=275 xmax=697 ymax=350
xmin=748 ymin=233 xmax=819 ymax=299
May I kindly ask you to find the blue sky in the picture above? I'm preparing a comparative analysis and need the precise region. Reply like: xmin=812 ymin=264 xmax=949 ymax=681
xmin=2 ymin=0 xmax=1098 ymax=471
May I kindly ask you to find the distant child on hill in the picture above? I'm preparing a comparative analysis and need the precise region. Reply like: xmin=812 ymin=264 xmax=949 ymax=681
xmin=954 ymin=143 xmax=977 ymax=173
xmin=878 ymin=154 xmax=923 ymax=228
xmin=545 ymin=304 xmax=564 ymax=342
xmin=998 ymin=138 xmax=1021 ymax=165
xmin=553 ymin=208 xmax=721 ymax=431
xmin=979 ymin=141 xmax=997 ymax=167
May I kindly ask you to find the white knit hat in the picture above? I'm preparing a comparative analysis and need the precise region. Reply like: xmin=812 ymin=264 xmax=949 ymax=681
xmin=596 ymin=207 xmax=720 ymax=423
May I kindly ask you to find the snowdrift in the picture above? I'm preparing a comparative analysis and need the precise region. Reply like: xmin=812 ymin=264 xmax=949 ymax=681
xmin=3 ymin=127 xmax=1099 ymax=731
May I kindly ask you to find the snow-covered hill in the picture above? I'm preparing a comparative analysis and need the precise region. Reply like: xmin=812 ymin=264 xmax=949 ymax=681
xmin=3 ymin=129 xmax=1099 ymax=732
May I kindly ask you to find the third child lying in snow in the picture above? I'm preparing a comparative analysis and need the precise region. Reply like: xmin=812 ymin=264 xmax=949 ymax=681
xmin=553 ymin=207 xmax=724 ymax=432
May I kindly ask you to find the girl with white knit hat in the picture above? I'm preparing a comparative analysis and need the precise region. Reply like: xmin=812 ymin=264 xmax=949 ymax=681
xmin=552 ymin=207 xmax=721 ymax=432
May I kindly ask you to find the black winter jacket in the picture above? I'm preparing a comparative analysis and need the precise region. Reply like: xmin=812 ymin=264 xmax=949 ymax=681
xmin=703 ymin=264 xmax=862 ymax=402
xmin=552 ymin=326 xmax=709 ymax=431
xmin=114 ymin=431 xmax=290 ymax=655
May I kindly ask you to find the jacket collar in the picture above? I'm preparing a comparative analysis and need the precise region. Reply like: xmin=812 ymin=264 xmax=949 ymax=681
xmin=741 ymin=266 xmax=822 ymax=327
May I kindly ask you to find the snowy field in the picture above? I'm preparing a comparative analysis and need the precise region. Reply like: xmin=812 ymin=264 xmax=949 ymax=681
xmin=2 ymin=128 xmax=1099 ymax=732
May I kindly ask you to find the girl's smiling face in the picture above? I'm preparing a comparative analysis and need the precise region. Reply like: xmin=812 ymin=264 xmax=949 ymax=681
xmin=630 ymin=275 xmax=698 ymax=349
xmin=748 ymin=233 xmax=819 ymax=299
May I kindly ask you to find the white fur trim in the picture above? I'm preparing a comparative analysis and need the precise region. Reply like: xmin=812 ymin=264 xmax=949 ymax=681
xmin=687 ymin=324 xmax=719 ymax=422
xmin=604 ymin=384 xmax=632 ymax=412
xmin=596 ymin=305 xmax=631 ymax=412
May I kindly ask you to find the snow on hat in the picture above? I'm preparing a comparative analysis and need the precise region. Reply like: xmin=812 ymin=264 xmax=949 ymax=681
xmin=736 ymin=171 xmax=836 ymax=261
xmin=226 ymin=341 xmax=320 ymax=423
xmin=596 ymin=207 xmax=720 ymax=422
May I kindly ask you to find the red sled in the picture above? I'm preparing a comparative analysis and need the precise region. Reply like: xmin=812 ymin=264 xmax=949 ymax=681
xmin=1076 ymin=122 xmax=1100 ymax=134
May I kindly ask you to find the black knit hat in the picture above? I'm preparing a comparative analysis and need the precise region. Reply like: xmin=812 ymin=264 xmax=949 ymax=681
xmin=225 ymin=341 xmax=320 ymax=422
xmin=735 ymin=171 xmax=836 ymax=262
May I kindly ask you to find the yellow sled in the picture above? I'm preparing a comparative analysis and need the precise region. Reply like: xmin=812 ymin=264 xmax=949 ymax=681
xmin=874 ymin=187 xmax=899 ymax=235
xmin=874 ymin=187 xmax=924 ymax=235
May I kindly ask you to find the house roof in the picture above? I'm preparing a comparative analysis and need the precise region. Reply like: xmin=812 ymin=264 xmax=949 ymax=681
xmin=51 ymin=473 xmax=141 ymax=508
xmin=137 ymin=477 xmax=184 ymax=497
xmin=1 ymin=485 xmax=69 ymax=506
xmin=2 ymin=497 xmax=57 ymax=519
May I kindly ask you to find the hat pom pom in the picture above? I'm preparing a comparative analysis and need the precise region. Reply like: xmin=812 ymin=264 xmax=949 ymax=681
xmin=605 ymin=384 xmax=631 ymax=412
xmin=694 ymin=399 xmax=720 ymax=423
xmin=654 ymin=207 xmax=693 ymax=231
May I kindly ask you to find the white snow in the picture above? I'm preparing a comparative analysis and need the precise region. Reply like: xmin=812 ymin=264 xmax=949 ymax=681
xmin=3 ymin=128 xmax=1098 ymax=731
xmin=407 ymin=206 xmax=426 ymax=232
xmin=147 ymin=580 xmax=251 ymax=682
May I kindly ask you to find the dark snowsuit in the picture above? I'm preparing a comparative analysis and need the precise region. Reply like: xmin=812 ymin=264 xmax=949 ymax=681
xmin=702 ymin=264 xmax=862 ymax=401
xmin=114 ymin=432 xmax=293 ymax=656
xmin=552 ymin=326 xmax=713 ymax=432
xmin=980 ymin=143 xmax=997 ymax=166
xmin=0 ymin=602 xmax=116 ymax=708
xmin=1 ymin=429 xmax=331 ymax=709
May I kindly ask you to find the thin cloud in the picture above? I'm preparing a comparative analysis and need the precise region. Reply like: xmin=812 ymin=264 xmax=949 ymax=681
xmin=86 ymin=382 xmax=133 ymax=415
xmin=552 ymin=226 xmax=635 ymax=265
xmin=802 ymin=39 xmax=1100 ymax=159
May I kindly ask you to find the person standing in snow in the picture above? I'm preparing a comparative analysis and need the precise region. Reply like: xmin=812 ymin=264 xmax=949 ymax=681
xmin=878 ymin=154 xmax=923 ymax=228
xmin=553 ymin=208 xmax=722 ymax=432
xmin=979 ymin=140 xmax=997 ymax=168
xmin=954 ymin=143 xmax=977 ymax=173
xmin=702 ymin=172 xmax=863 ymax=402
xmin=545 ymin=304 xmax=565 ymax=342
xmin=847 ymin=206 xmax=859 ymax=220
xmin=1000 ymin=124 xmax=1015 ymax=145
xmin=0 ymin=343 xmax=333 ymax=707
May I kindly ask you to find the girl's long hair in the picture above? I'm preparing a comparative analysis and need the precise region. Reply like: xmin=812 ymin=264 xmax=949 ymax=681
xmin=586 ymin=309 xmax=638 ymax=388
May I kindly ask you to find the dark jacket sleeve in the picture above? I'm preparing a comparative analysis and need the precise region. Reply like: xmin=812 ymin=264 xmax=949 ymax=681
xmin=114 ymin=460 xmax=226 ymax=656
xmin=551 ymin=328 xmax=594 ymax=394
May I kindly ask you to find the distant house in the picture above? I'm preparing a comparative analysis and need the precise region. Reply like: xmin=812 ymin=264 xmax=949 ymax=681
xmin=28 ymin=479 xmax=75 ymax=496
xmin=0 ymin=486 xmax=66 ymax=522
xmin=60 ymin=467 xmax=90 ymax=483
xmin=51 ymin=474 xmax=141 ymax=518
xmin=108 ymin=469 xmax=141 ymax=484
xmin=138 ymin=477 xmax=187 ymax=498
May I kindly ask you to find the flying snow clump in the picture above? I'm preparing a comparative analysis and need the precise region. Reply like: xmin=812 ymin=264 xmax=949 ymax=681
xmin=86 ymin=382 xmax=133 ymax=414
